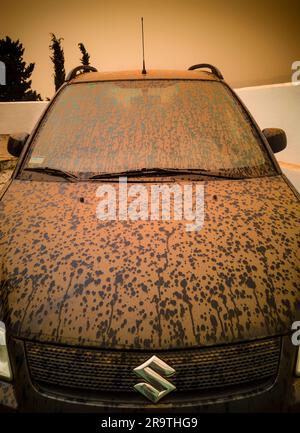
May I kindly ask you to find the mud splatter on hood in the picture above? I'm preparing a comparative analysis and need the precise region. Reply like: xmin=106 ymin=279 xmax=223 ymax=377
xmin=0 ymin=176 xmax=299 ymax=350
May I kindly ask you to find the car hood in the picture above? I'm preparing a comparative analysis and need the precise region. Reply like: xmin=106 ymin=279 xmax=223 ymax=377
xmin=0 ymin=176 xmax=299 ymax=350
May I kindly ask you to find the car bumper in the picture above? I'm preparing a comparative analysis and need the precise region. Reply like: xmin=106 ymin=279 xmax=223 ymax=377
xmin=1 ymin=336 xmax=299 ymax=413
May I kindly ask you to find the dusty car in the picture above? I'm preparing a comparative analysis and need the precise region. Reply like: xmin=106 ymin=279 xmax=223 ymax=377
xmin=0 ymin=64 xmax=299 ymax=412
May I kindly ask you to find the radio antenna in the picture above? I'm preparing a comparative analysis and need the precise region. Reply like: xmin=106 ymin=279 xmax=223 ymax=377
xmin=141 ymin=17 xmax=147 ymax=74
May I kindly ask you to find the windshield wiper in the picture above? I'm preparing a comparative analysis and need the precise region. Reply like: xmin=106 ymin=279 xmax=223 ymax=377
xmin=23 ymin=167 xmax=79 ymax=181
xmin=89 ymin=167 xmax=241 ymax=179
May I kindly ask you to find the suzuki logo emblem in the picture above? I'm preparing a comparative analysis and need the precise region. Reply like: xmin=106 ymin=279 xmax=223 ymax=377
xmin=133 ymin=355 xmax=176 ymax=403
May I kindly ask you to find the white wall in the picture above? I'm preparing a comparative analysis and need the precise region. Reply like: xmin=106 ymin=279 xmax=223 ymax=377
xmin=0 ymin=101 xmax=48 ymax=135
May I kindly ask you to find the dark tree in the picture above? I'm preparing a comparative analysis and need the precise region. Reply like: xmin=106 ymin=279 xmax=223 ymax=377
xmin=49 ymin=33 xmax=65 ymax=91
xmin=0 ymin=36 xmax=42 ymax=101
xmin=78 ymin=43 xmax=90 ymax=66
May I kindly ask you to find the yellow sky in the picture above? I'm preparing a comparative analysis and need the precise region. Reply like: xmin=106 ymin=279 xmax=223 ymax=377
xmin=1 ymin=0 xmax=300 ymax=99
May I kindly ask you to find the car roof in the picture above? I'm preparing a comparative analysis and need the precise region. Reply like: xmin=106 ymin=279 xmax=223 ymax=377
xmin=71 ymin=69 xmax=221 ymax=83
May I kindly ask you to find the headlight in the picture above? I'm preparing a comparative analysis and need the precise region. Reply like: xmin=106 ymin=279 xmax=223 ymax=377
xmin=0 ymin=321 xmax=12 ymax=381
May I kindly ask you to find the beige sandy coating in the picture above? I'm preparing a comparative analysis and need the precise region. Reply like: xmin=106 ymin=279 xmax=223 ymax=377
xmin=0 ymin=176 xmax=299 ymax=350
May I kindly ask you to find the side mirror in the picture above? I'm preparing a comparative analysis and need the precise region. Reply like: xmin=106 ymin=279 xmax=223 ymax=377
xmin=7 ymin=133 xmax=29 ymax=157
xmin=262 ymin=128 xmax=287 ymax=154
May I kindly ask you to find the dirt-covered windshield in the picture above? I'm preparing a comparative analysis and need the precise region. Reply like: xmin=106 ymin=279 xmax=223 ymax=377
xmin=23 ymin=80 xmax=275 ymax=178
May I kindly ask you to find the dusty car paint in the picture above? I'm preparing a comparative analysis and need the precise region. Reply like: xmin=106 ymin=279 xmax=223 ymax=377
xmin=72 ymin=69 xmax=219 ymax=83
xmin=0 ymin=381 xmax=18 ymax=410
xmin=0 ymin=176 xmax=299 ymax=350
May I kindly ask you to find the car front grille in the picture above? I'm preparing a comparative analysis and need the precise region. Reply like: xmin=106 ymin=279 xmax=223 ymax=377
xmin=25 ymin=337 xmax=280 ymax=398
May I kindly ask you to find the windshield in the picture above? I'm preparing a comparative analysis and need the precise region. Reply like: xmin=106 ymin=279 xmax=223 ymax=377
xmin=23 ymin=80 xmax=275 ymax=178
